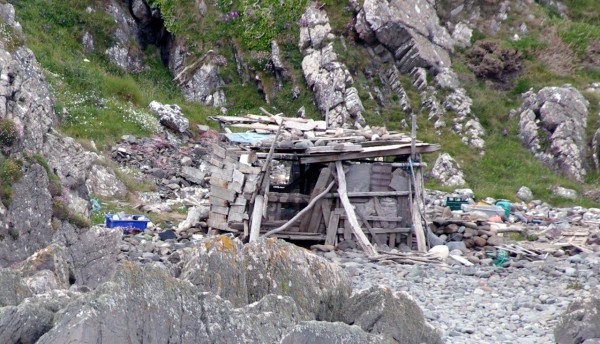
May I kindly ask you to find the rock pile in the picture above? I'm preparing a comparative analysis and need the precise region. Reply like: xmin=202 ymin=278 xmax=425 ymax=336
xmin=111 ymin=134 xmax=213 ymax=200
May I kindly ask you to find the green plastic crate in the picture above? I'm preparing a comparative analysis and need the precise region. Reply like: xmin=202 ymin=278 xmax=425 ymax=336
xmin=445 ymin=197 xmax=468 ymax=211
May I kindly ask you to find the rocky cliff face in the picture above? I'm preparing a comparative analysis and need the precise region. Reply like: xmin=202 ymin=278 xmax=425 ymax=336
xmin=516 ymin=86 xmax=589 ymax=182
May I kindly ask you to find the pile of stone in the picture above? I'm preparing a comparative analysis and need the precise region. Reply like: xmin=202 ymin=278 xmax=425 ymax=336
xmin=111 ymin=134 xmax=213 ymax=198
xmin=429 ymin=218 xmax=504 ymax=250
xmin=424 ymin=189 xmax=600 ymax=261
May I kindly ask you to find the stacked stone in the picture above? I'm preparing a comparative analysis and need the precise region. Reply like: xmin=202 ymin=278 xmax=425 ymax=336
xmin=206 ymin=143 xmax=261 ymax=232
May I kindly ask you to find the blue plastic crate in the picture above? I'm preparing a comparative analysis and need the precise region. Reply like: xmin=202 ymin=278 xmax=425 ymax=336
xmin=105 ymin=214 xmax=149 ymax=232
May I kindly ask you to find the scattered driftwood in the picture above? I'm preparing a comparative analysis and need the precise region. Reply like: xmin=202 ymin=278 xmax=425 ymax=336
xmin=495 ymin=244 xmax=540 ymax=258
xmin=370 ymin=251 xmax=443 ymax=265
xmin=449 ymin=254 xmax=474 ymax=266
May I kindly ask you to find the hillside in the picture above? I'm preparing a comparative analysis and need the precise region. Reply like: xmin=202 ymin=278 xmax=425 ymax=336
xmin=6 ymin=0 xmax=600 ymax=208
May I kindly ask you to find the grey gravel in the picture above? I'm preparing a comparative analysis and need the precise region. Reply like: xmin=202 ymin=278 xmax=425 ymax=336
xmin=316 ymin=248 xmax=599 ymax=344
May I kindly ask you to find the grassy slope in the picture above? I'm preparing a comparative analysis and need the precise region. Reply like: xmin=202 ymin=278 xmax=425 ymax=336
xmin=8 ymin=0 xmax=600 ymax=207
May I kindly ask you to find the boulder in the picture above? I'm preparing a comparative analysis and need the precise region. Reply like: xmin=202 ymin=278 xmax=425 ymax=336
xmin=85 ymin=164 xmax=127 ymax=199
xmin=552 ymin=186 xmax=578 ymax=200
xmin=517 ymin=186 xmax=533 ymax=201
xmin=517 ymin=86 xmax=589 ymax=182
xmin=244 ymin=238 xmax=352 ymax=321
xmin=149 ymin=101 xmax=190 ymax=133
xmin=282 ymin=321 xmax=394 ymax=344
xmin=1 ymin=164 xmax=53 ymax=266
xmin=36 ymin=263 xmax=305 ymax=344
xmin=555 ymin=298 xmax=600 ymax=344
xmin=176 ymin=205 xmax=210 ymax=232
xmin=431 ymin=153 xmax=466 ymax=187
xmin=180 ymin=236 xmax=249 ymax=307
xmin=341 ymin=286 xmax=443 ymax=344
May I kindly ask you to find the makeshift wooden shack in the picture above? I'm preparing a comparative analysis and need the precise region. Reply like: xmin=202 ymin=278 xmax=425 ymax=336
xmin=206 ymin=113 xmax=440 ymax=256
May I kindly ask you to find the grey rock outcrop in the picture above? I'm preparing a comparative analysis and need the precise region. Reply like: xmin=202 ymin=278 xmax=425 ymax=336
xmin=181 ymin=237 xmax=352 ymax=321
xmin=168 ymin=40 xmax=226 ymax=106
xmin=517 ymin=86 xmax=589 ymax=182
xmin=0 ymin=3 xmax=22 ymax=33
xmin=356 ymin=0 xmax=453 ymax=73
xmin=65 ymin=226 xmax=122 ymax=288
xmin=0 ymin=45 xmax=55 ymax=154
xmin=419 ymin=67 xmax=485 ymax=150
xmin=36 ymin=263 xmax=306 ymax=344
xmin=282 ymin=321 xmax=394 ymax=344
xmin=244 ymin=238 xmax=352 ymax=321
xmin=43 ymin=133 xmax=100 ymax=190
xmin=0 ymin=270 xmax=32 ymax=307
xmin=43 ymin=132 xmax=102 ymax=215
xmin=82 ymin=31 xmax=94 ymax=54
xmin=0 ymin=291 xmax=77 ymax=344
xmin=441 ymin=85 xmax=484 ymax=149
xmin=85 ymin=164 xmax=128 ymax=198
xmin=300 ymin=3 xmax=365 ymax=128
xmin=149 ymin=100 xmax=190 ymax=133
xmin=180 ymin=236 xmax=249 ymax=307
xmin=341 ymin=286 xmax=443 ymax=344
xmin=1 ymin=164 xmax=53 ymax=266
xmin=15 ymin=244 xmax=71 ymax=291
xmin=105 ymin=0 xmax=145 ymax=72
xmin=555 ymin=297 xmax=600 ymax=344
xmin=431 ymin=153 xmax=466 ymax=187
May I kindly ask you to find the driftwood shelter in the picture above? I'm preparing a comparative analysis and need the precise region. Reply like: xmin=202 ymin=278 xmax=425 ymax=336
xmin=206 ymin=113 xmax=440 ymax=256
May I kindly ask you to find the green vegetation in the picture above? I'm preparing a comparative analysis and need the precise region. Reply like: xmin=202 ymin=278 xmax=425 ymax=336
xmin=0 ymin=118 xmax=18 ymax=147
xmin=0 ymin=157 xmax=22 ymax=207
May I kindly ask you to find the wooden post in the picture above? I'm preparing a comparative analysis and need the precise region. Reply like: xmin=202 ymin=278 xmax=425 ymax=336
xmin=409 ymin=160 xmax=427 ymax=252
xmin=249 ymin=194 xmax=264 ymax=242
xmin=249 ymin=116 xmax=283 ymax=242
xmin=335 ymin=161 xmax=377 ymax=257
